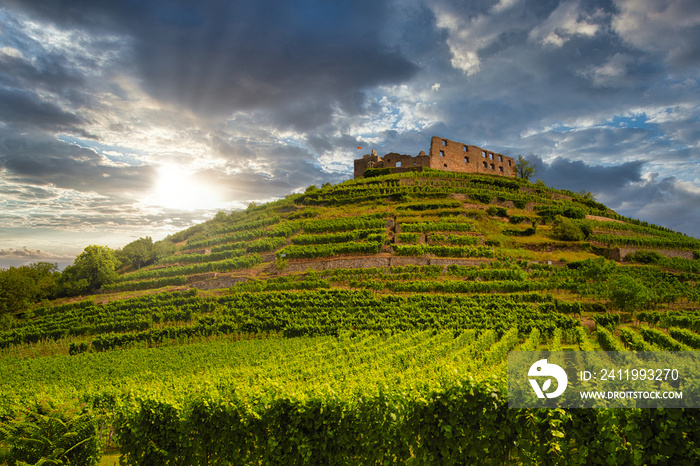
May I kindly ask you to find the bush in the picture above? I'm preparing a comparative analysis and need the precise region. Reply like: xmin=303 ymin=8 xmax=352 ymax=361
xmin=469 ymin=193 xmax=493 ymax=204
xmin=627 ymin=250 xmax=663 ymax=264
xmin=487 ymin=206 xmax=508 ymax=217
xmin=552 ymin=215 xmax=584 ymax=241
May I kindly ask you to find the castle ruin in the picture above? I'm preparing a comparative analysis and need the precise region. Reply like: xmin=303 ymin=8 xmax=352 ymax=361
xmin=353 ymin=136 xmax=516 ymax=179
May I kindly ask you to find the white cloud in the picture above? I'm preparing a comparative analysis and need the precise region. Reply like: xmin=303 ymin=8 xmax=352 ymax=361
xmin=580 ymin=53 xmax=634 ymax=87
xmin=529 ymin=1 xmax=602 ymax=47
xmin=613 ymin=0 xmax=700 ymax=62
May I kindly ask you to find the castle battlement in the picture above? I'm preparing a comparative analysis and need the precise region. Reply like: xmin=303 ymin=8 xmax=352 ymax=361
xmin=353 ymin=136 xmax=516 ymax=179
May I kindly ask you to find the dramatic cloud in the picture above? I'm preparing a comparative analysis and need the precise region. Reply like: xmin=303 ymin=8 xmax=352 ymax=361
xmin=0 ymin=246 xmax=66 ymax=259
xmin=0 ymin=0 xmax=698 ymax=264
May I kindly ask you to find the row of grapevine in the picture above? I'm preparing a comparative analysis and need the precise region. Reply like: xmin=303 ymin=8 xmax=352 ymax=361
xmin=592 ymin=234 xmax=700 ymax=250
xmin=114 ymin=254 xmax=262 ymax=283
xmin=399 ymin=221 xmax=475 ymax=233
xmin=291 ymin=228 xmax=385 ymax=245
xmin=393 ymin=244 xmax=494 ymax=258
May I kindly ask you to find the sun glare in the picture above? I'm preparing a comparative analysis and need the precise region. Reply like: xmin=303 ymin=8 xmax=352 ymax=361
xmin=150 ymin=164 xmax=221 ymax=210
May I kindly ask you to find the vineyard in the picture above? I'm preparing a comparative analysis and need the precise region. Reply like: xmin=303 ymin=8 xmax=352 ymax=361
xmin=1 ymin=169 xmax=700 ymax=464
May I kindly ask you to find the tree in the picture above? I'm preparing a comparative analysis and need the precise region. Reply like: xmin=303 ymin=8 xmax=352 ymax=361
xmin=609 ymin=275 xmax=653 ymax=315
xmin=0 ymin=263 xmax=59 ymax=315
xmin=116 ymin=237 xmax=155 ymax=270
xmin=515 ymin=155 xmax=536 ymax=181
xmin=551 ymin=215 xmax=584 ymax=241
xmin=576 ymin=190 xmax=597 ymax=201
xmin=61 ymin=245 xmax=120 ymax=294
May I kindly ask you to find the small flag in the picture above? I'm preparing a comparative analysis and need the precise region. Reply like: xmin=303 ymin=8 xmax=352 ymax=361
xmin=357 ymin=146 xmax=362 ymax=149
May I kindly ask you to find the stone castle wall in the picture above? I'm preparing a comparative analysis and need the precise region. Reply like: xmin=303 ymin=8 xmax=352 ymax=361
xmin=354 ymin=136 xmax=516 ymax=179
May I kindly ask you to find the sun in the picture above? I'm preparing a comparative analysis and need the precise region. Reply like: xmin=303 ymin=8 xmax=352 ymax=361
xmin=149 ymin=164 xmax=221 ymax=211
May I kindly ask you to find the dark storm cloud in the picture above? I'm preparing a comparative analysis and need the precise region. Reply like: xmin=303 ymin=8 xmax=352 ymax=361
xmin=0 ymin=52 xmax=88 ymax=105
xmin=524 ymin=155 xmax=700 ymax=236
xmin=529 ymin=155 xmax=645 ymax=194
xmin=0 ymin=131 xmax=154 ymax=196
xmin=8 ymin=0 xmax=418 ymax=123
xmin=0 ymin=88 xmax=86 ymax=133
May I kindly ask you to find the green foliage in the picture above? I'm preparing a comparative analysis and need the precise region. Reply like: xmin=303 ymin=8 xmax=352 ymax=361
xmin=552 ymin=215 xmax=584 ymax=241
xmin=302 ymin=215 xmax=387 ymax=233
xmin=117 ymin=237 xmax=156 ymax=270
xmin=619 ymin=327 xmax=657 ymax=351
xmin=363 ymin=167 xmax=393 ymax=177
xmin=469 ymin=192 xmax=493 ymax=204
xmin=593 ymin=313 xmax=620 ymax=331
xmin=396 ymin=200 xmax=462 ymax=211
xmin=639 ymin=328 xmax=692 ymax=351
xmin=397 ymin=232 xmax=420 ymax=244
xmin=61 ymin=245 xmax=120 ymax=295
xmin=627 ymin=250 xmax=663 ymax=264
xmin=608 ymin=275 xmax=652 ymax=312
xmin=595 ymin=326 xmax=624 ymax=351
xmin=393 ymin=244 xmax=495 ymax=258
xmin=515 ymin=154 xmax=536 ymax=180
xmin=399 ymin=221 xmax=474 ymax=233
xmin=486 ymin=206 xmax=508 ymax=217
xmin=1 ymin=401 xmax=101 ymax=465
xmin=0 ymin=263 xmax=59 ymax=315
xmin=278 ymin=241 xmax=384 ymax=259
xmin=509 ymin=215 xmax=528 ymax=224
xmin=668 ymin=327 xmax=700 ymax=349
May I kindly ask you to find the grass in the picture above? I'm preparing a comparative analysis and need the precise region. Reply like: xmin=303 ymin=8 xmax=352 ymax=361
xmin=100 ymin=452 xmax=120 ymax=465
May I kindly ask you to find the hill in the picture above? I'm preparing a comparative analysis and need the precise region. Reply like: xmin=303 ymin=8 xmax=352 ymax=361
xmin=1 ymin=169 xmax=700 ymax=464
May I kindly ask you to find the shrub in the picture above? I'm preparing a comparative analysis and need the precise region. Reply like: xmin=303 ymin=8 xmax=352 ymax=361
xmin=486 ymin=206 xmax=508 ymax=217
xmin=627 ymin=250 xmax=663 ymax=264
xmin=552 ymin=215 xmax=584 ymax=241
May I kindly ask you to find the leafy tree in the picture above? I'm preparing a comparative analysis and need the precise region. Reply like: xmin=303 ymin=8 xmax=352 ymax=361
xmin=0 ymin=263 xmax=59 ymax=315
xmin=117 ymin=237 xmax=155 ymax=270
xmin=609 ymin=275 xmax=653 ymax=314
xmin=155 ymin=240 xmax=176 ymax=263
xmin=551 ymin=215 xmax=584 ymax=241
xmin=577 ymin=190 xmax=597 ymax=201
xmin=515 ymin=155 xmax=536 ymax=180
xmin=61 ymin=245 xmax=120 ymax=294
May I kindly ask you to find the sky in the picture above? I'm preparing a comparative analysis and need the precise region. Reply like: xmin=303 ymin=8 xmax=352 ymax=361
xmin=0 ymin=0 xmax=699 ymax=269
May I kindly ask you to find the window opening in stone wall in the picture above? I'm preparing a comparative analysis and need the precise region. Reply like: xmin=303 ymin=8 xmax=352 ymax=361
xmin=498 ymin=155 xmax=503 ymax=162
xmin=463 ymin=145 xmax=468 ymax=151
xmin=439 ymin=150 xmax=445 ymax=157
xmin=442 ymin=139 xmax=447 ymax=146
xmin=464 ymin=156 xmax=469 ymax=163
xmin=443 ymin=163 xmax=448 ymax=168
xmin=482 ymin=151 xmax=487 ymax=157
xmin=489 ymin=153 xmax=494 ymax=160
xmin=490 ymin=163 xmax=495 ymax=169
xmin=396 ymin=161 xmax=402 ymax=167
xmin=508 ymin=160 xmax=512 ymax=166
xmin=483 ymin=161 xmax=487 ymax=168
xmin=499 ymin=166 xmax=503 ymax=172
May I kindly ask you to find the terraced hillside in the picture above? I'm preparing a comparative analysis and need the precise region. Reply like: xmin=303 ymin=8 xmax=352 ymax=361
xmin=2 ymin=169 xmax=700 ymax=465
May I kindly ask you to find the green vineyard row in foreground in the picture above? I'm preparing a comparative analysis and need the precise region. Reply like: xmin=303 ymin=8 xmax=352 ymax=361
xmin=2 ymin=330 xmax=699 ymax=465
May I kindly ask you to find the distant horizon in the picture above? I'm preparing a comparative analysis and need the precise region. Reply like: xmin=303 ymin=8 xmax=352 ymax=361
xmin=1 ymin=0 xmax=699 ymax=267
